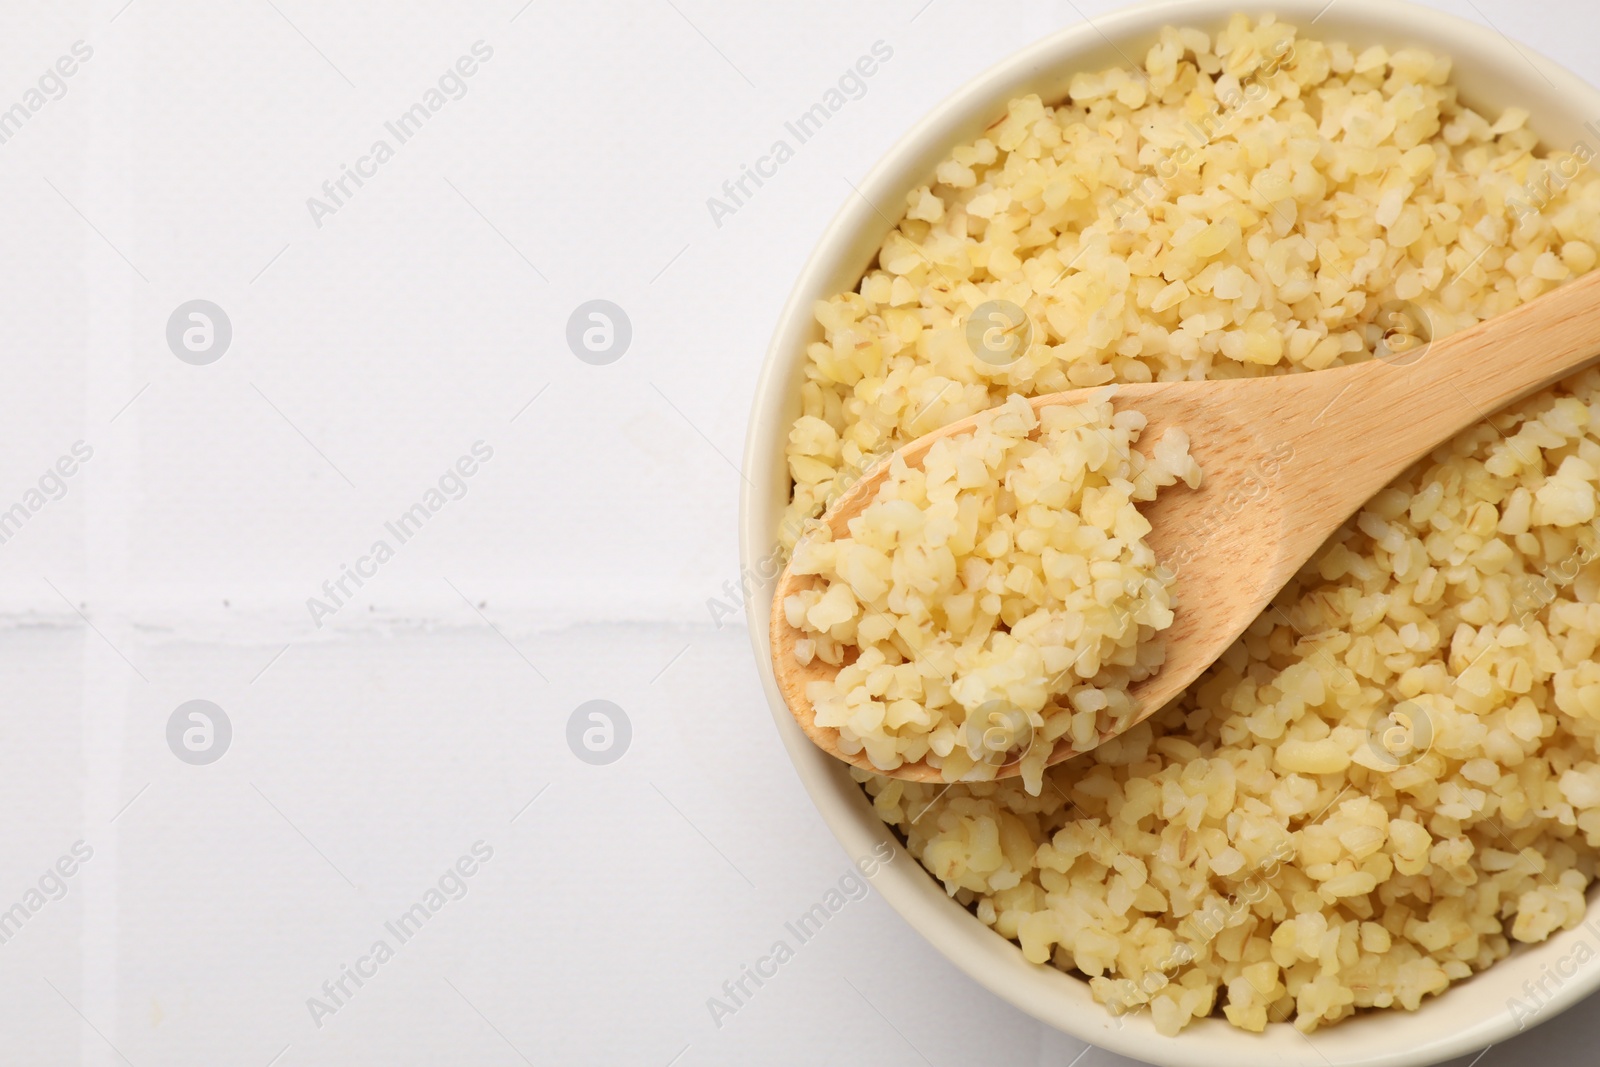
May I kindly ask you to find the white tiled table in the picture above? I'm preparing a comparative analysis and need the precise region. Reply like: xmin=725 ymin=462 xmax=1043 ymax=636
xmin=0 ymin=1 xmax=1594 ymax=1063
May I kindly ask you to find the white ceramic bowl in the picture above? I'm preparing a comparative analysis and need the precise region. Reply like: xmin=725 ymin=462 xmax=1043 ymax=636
xmin=740 ymin=2 xmax=1600 ymax=1063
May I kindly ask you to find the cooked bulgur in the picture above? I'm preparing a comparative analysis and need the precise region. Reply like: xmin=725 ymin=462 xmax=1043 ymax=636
xmin=781 ymin=13 xmax=1600 ymax=1034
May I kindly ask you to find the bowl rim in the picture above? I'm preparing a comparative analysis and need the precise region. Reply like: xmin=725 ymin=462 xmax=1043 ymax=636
xmin=739 ymin=2 xmax=1600 ymax=1063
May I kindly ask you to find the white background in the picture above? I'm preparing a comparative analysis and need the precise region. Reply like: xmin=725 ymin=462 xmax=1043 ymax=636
xmin=0 ymin=0 xmax=1596 ymax=1064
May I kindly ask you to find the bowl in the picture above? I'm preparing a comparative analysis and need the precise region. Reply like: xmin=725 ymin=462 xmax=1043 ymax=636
xmin=738 ymin=2 xmax=1600 ymax=1063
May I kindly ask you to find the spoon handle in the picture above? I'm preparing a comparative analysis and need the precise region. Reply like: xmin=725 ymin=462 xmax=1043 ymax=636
xmin=1274 ymin=269 xmax=1600 ymax=520
xmin=1370 ymin=267 xmax=1600 ymax=425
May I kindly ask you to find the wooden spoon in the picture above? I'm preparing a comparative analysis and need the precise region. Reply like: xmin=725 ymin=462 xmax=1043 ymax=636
xmin=771 ymin=268 xmax=1600 ymax=783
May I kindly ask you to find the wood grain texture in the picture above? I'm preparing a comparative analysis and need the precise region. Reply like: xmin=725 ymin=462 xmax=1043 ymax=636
xmin=771 ymin=268 xmax=1600 ymax=782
